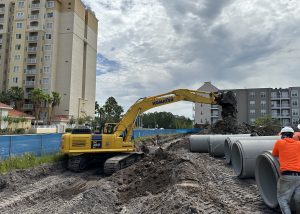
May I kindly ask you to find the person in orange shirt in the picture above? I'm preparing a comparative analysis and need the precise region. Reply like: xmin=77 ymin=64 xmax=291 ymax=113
xmin=272 ymin=127 xmax=300 ymax=214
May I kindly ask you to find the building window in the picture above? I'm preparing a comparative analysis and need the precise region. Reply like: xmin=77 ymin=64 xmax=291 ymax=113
xmin=42 ymin=78 xmax=49 ymax=84
xmin=44 ymin=55 xmax=51 ymax=61
xmin=46 ymin=22 xmax=53 ymax=29
xmin=18 ymin=1 xmax=25 ymax=8
xmin=249 ymin=92 xmax=255 ymax=98
xmin=282 ymin=91 xmax=289 ymax=98
xmin=44 ymin=44 xmax=51 ymax=51
xmin=292 ymin=118 xmax=299 ymax=126
xmin=250 ymin=109 xmax=255 ymax=115
xmin=43 ymin=88 xmax=49 ymax=93
xmin=12 ymin=77 xmax=18 ymax=84
xmin=15 ymin=44 xmax=21 ymax=50
xmin=249 ymin=100 xmax=255 ymax=107
xmin=47 ymin=12 xmax=54 ymax=18
xmin=45 ymin=34 xmax=52 ymax=40
xmin=292 ymin=109 xmax=299 ymax=116
xmin=13 ymin=66 xmax=19 ymax=72
xmin=14 ymin=55 xmax=20 ymax=60
xmin=261 ymin=109 xmax=267 ymax=116
xmin=47 ymin=1 xmax=55 ymax=8
xmin=16 ymin=22 xmax=23 ymax=29
xmin=16 ymin=12 xmax=24 ymax=19
xmin=250 ymin=118 xmax=255 ymax=123
xmin=271 ymin=92 xmax=277 ymax=98
xmin=43 ymin=66 xmax=50 ymax=73
xmin=260 ymin=92 xmax=266 ymax=98
xmin=261 ymin=100 xmax=267 ymax=107
xmin=291 ymin=90 xmax=298 ymax=97
xmin=16 ymin=34 xmax=22 ymax=39
xmin=292 ymin=100 xmax=298 ymax=107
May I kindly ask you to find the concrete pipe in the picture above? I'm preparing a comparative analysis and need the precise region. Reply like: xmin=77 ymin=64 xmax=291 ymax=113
xmin=255 ymin=151 xmax=296 ymax=210
xmin=231 ymin=138 xmax=279 ymax=178
xmin=224 ymin=136 xmax=279 ymax=165
xmin=209 ymin=134 xmax=251 ymax=157
xmin=189 ymin=135 xmax=210 ymax=152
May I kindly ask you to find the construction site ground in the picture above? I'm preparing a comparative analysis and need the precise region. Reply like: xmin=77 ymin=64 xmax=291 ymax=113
xmin=0 ymin=135 xmax=280 ymax=214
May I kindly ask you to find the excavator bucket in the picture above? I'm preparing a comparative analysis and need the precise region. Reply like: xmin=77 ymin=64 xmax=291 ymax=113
xmin=215 ymin=91 xmax=237 ymax=119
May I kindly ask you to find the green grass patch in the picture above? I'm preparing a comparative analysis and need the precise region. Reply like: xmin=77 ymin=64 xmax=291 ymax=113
xmin=0 ymin=153 xmax=64 ymax=174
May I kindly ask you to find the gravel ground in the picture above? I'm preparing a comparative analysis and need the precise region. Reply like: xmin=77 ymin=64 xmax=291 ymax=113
xmin=0 ymin=135 xmax=281 ymax=214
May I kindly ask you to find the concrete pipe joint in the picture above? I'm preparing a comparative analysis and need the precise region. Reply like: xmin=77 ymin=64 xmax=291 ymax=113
xmin=189 ymin=135 xmax=210 ymax=152
xmin=209 ymin=134 xmax=251 ymax=157
xmin=231 ymin=139 xmax=278 ymax=179
xmin=255 ymin=151 xmax=296 ymax=210
xmin=224 ymin=136 xmax=280 ymax=165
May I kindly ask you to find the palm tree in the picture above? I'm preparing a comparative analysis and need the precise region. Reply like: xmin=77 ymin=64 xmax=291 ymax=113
xmin=45 ymin=93 xmax=54 ymax=124
xmin=50 ymin=92 xmax=61 ymax=123
xmin=29 ymin=88 xmax=47 ymax=122
xmin=8 ymin=87 xmax=24 ymax=111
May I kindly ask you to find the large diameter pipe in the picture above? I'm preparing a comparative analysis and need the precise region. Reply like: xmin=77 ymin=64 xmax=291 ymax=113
xmin=224 ymin=136 xmax=280 ymax=165
xmin=209 ymin=134 xmax=251 ymax=157
xmin=231 ymin=139 xmax=279 ymax=178
xmin=189 ymin=135 xmax=210 ymax=152
xmin=255 ymin=151 xmax=296 ymax=210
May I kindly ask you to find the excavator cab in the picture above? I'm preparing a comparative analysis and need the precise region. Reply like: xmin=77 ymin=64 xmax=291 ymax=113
xmin=102 ymin=123 xmax=117 ymax=134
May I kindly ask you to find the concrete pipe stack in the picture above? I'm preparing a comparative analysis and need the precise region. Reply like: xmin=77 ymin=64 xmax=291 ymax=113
xmin=189 ymin=135 xmax=211 ymax=153
xmin=231 ymin=136 xmax=280 ymax=178
xmin=224 ymin=136 xmax=280 ymax=165
xmin=255 ymin=151 xmax=296 ymax=210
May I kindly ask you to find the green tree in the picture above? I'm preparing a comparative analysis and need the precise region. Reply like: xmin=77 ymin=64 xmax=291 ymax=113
xmin=50 ymin=92 xmax=61 ymax=123
xmin=254 ymin=116 xmax=281 ymax=135
xmin=0 ymin=91 xmax=10 ymax=105
xmin=102 ymin=97 xmax=124 ymax=123
xmin=8 ymin=87 xmax=24 ymax=111
xmin=29 ymin=88 xmax=47 ymax=121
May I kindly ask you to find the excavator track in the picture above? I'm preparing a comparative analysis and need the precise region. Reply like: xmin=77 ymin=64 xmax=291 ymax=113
xmin=104 ymin=152 xmax=144 ymax=175
xmin=67 ymin=155 xmax=88 ymax=172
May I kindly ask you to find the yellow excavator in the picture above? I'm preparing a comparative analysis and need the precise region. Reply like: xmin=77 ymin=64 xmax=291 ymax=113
xmin=61 ymin=89 xmax=234 ymax=174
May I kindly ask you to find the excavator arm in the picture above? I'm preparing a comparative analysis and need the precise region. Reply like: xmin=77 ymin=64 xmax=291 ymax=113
xmin=114 ymin=89 xmax=218 ymax=142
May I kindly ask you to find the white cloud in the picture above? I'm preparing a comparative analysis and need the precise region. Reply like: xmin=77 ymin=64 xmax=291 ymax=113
xmin=83 ymin=0 xmax=300 ymax=118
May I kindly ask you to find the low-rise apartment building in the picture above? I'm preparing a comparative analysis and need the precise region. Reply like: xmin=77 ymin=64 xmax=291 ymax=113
xmin=194 ymin=82 xmax=300 ymax=128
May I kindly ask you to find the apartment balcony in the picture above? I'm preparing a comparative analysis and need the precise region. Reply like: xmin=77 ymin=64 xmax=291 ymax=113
xmin=31 ymin=4 xmax=40 ymax=10
xmin=211 ymin=105 xmax=219 ymax=109
xmin=30 ymin=14 xmax=39 ymax=20
xmin=23 ymin=104 xmax=33 ymax=110
xmin=25 ymin=81 xmax=35 ymax=87
xmin=0 ymin=38 xmax=3 ymax=43
xmin=0 ymin=8 xmax=4 ymax=13
xmin=46 ymin=1 xmax=55 ymax=8
xmin=25 ymin=69 xmax=37 ymax=75
xmin=281 ymin=104 xmax=290 ymax=108
xmin=26 ymin=58 xmax=37 ymax=64
xmin=272 ymin=114 xmax=291 ymax=118
xmin=271 ymin=95 xmax=290 ymax=100
xmin=28 ymin=25 xmax=41 ymax=31
xmin=28 ymin=47 xmax=37 ymax=52
xmin=211 ymin=114 xmax=219 ymax=118
xmin=28 ymin=36 xmax=38 ymax=41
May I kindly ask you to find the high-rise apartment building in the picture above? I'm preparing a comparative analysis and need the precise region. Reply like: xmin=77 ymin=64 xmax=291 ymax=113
xmin=0 ymin=0 xmax=98 ymax=121
xmin=194 ymin=82 xmax=300 ymax=128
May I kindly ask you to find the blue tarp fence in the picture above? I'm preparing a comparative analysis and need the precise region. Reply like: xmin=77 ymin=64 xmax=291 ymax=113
xmin=132 ymin=128 xmax=200 ymax=139
xmin=0 ymin=129 xmax=200 ymax=159
xmin=0 ymin=134 xmax=62 ymax=160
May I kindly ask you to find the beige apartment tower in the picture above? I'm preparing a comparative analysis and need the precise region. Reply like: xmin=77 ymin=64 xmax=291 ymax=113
xmin=0 ymin=0 xmax=98 ymax=121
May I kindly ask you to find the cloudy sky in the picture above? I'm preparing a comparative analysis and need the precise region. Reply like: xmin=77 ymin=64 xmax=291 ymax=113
xmin=82 ymin=0 xmax=300 ymax=119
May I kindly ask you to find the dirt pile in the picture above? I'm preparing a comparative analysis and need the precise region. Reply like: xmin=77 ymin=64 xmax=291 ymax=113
xmin=0 ymin=136 xmax=280 ymax=214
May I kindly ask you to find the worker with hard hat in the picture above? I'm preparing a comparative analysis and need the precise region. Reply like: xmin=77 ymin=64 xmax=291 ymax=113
xmin=272 ymin=126 xmax=300 ymax=214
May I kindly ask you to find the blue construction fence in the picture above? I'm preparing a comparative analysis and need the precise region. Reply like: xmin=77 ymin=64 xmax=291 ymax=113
xmin=0 ymin=129 xmax=200 ymax=159
xmin=0 ymin=133 xmax=62 ymax=160
xmin=132 ymin=128 xmax=201 ymax=139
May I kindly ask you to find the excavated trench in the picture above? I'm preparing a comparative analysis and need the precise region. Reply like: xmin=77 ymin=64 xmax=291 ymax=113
xmin=0 ymin=135 xmax=280 ymax=214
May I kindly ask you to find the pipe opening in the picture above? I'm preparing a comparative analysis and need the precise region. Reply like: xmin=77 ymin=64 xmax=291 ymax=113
xmin=231 ymin=143 xmax=243 ymax=176
xmin=224 ymin=139 xmax=231 ymax=164
xmin=255 ymin=155 xmax=278 ymax=208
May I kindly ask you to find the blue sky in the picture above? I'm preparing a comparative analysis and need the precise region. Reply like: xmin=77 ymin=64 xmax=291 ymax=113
xmin=83 ymin=0 xmax=300 ymax=118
